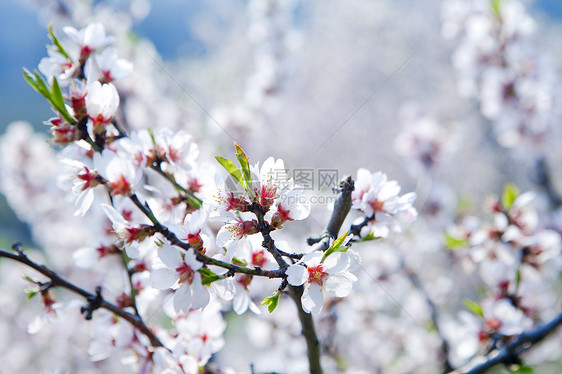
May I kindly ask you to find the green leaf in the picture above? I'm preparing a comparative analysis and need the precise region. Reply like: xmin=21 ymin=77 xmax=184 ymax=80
xmin=22 ymin=275 xmax=36 ymax=283
xmin=322 ymin=230 xmax=350 ymax=262
xmin=502 ymin=183 xmax=519 ymax=210
xmin=23 ymin=69 xmax=75 ymax=124
xmin=215 ymin=156 xmax=244 ymax=187
xmin=51 ymin=77 xmax=66 ymax=110
xmin=332 ymin=229 xmax=350 ymax=249
xmin=510 ymin=365 xmax=534 ymax=374
xmin=463 ymin=298 xmax=484 ymax=318
xmin=443 ymin=232 xmax=469 ymax=250
xmin=48 ymin=24 xmax=70 ymax=59
xmin=25 ymin=288 xmax=39 ymax=301
xmin=261 ymin=291 xmax=280 ymax=313
xmin=199 ymin=268 xmax=223 ymax=285
xmin=231 ymin=256 xmax=247 ymax=266
xmin=491 ymin=0 xmax=503 ymax=20
xmin=356 ymin=232 xmax=381 ymax=242
xmin=234 ymin=142 xmax=254 ymax=199
xmin=515 ymin=267 xmax=521 ymax=290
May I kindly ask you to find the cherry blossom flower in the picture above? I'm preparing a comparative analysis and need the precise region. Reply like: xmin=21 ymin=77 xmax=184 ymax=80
xmin=38 ymin=49 xmax=77 ymax=86
xmin=72 ymin=244 xmax=119 ymax=269
xmin=252 ymin=156 xmax=291 ymax=207
xmin=63 ymin=23 xmax=115 ymax=61
xmin=93 ymin=149 xmax=141 ymax=197
xmin=352 ymin=169 xmax=417 ymax=237
xmin=60 ymin=158 xmax=103 ymax=216
xmin=270 ymin=189 xmax=311 ymax=229
xmin=85 ymin=47 xmax=133 ymax=83
xmin=168 ymin=207 xmax=211 ymax=253
xmin=150 ymin=245 xmax=210 ymax=313
xmin=232 ymin=274 xmax=261 ymax=315
xmin=286 ymin=251 xmax=357 ymax=315
xmin=394 ymin=104 xmax=457 ymax=174
xmin=45 ymin=115 xmax=80 ymax=146
xmin=481 ymin=298 xmax=533 ymax=337
xmin=101 ymin=204 xmax=154 ymax=258
xmin=216 ymin=212 xmax=260 ymax=257
xmin=87 ymin=309 xmax=135 ymax=361
xmin=27 ymin=291 xmax=82 ymax=334
xmin=85 ymin=81 xmax=120 ymax=131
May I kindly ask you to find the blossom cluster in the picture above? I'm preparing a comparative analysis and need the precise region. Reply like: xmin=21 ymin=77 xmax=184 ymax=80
xmin=442 ymin=0 xmax=559 ymax=149
xmin=0 ymin=0 xmax=561 ymax=373
xmin=0 ymin=20 xmax=423 ymax=373
xmin=444 ymin=185 xmax=562 ymax=362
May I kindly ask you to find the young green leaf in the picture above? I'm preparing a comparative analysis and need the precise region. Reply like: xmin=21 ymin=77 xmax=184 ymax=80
xmin=463 ymin=298 xmax=484 ymax=318
xmin=261 ymin=291 xmax=281 ymax=313
xmin=510 ymin=365 xmax=534 ymax=374
xmin=199 ymin=268 xmax=224 ymax=285
xmin=322 ymin=230 xmax=350 ymax=262
xmin=23 ymin=69 xmax=75 ymax=124
xmin=491 ymin=0 xmax=503 ymax=20
xmin=356 ymin=232 xmax=381 ymax=242
xmin=48 ymin=24 xmax=70 ymax=59
xmin=25 ymin=288 xmax=39 ymax=301
xmin=215 ymin=156 xmax=244 ymax=187
xmin=443 ymin=232 xmax=469 ymax=250
xmin=231 ymin=257 xmax=247 ymax=266
xmin=502 ymin=183 xmax=519 ymax=210
xmin=234 ymin=142 xmax=255 ymax=199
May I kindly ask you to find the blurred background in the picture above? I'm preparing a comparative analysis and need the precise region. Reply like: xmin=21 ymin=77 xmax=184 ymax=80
xmin=1 ymin=0 xmax=562 ymax=246
xmin=1 ymin=1 xmax=562 ymax=373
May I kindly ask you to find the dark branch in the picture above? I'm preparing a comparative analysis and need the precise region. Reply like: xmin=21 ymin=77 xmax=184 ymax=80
xmin=293 ymin=176 xmax=355 ymax=374
xmin=403 ymin=263 xmax=454 ymax=373
xmin=0 ymin=246 xmax=166 ymax=349
xmin=461 ymin=312 xmax=562 ymax=374
xmin=533 ymin=157 xmax=562 ymax=208
xmin=128 ymin=193 xmax=285 ymax=278
xmin=308 ymin=176 xmax=355 ymax=252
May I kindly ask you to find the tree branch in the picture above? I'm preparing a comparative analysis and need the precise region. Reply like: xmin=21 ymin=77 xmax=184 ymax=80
xmin=288 ymin=285 xmax=323 ymax=374
xmin=402 ymin=263 xmax=454 ymax=373
xmin=0 ymin=245 xmax=166 ymax=349
xmin=292 ymin=176 xmax=355 ymax=374
xmin=128 ymin=193 xmax=285 ymax=278
xmin=459 ymin=312 xmax=562 ymax=374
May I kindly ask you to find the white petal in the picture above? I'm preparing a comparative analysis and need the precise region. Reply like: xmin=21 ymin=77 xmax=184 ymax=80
xmin=286 ymin=264 xmax=307 ymax=286
xmin=125 ymin=245 xmax=139 ymax=259
xmin=324 ymin=252 xmax=349 ymax=274
xmin=73 ymin=247 xmax=98 ymax=269
xmin=74 ymin=188 xmax=94 ymax=217
xmin=158 ymin=245 xmax=182 ymax=268
xmin=101 ymin=203 xmax=125 ymax=225
xmin=88 ymin=340 xmax=112 ymax=361
xmin=325 ymin=272 xmax=356 ymax=298
xmin=173 ymin=283 xmax=192 ymax=313
xmin=150 ymin=268 xmax=178 ymax=290
xmin=379 ymin=180 xmax=401 ymax=200
xmin=302 ymin=284 xmax=323 ymax=315
xmin=184 ymin=249 xmax=203 ymax=271
xmin=27 ymin=314 xmax=46 ymax=334
xmin=191 ymin=274 xmax=210 ymax=309
xmin=233 ymin=290 xmax=250 ymax=315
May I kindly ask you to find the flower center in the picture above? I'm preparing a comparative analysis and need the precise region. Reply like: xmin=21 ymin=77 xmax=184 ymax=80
xmin=307 ymin=264 xmax=327 ymax=286
xmin=109 ymin=175 xmax=131 ymax=196
xmin=176 ymin=261 xmax=195 ymax=284
xmin=369 ymin=198 xmax=385 ymax=213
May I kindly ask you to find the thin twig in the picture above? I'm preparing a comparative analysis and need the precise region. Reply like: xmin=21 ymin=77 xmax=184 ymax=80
xmin=402 ymin=263 xmax=454 ymax=373
xmin=0 ymin=246 xmax=166 ymax=349
xmin=128 ymin=193 xmax=284 ymax=278
xmin=294 ymin=176 xmax=356 ymax=374
xmin=459 ymin=312 xmax=562 ymax=374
